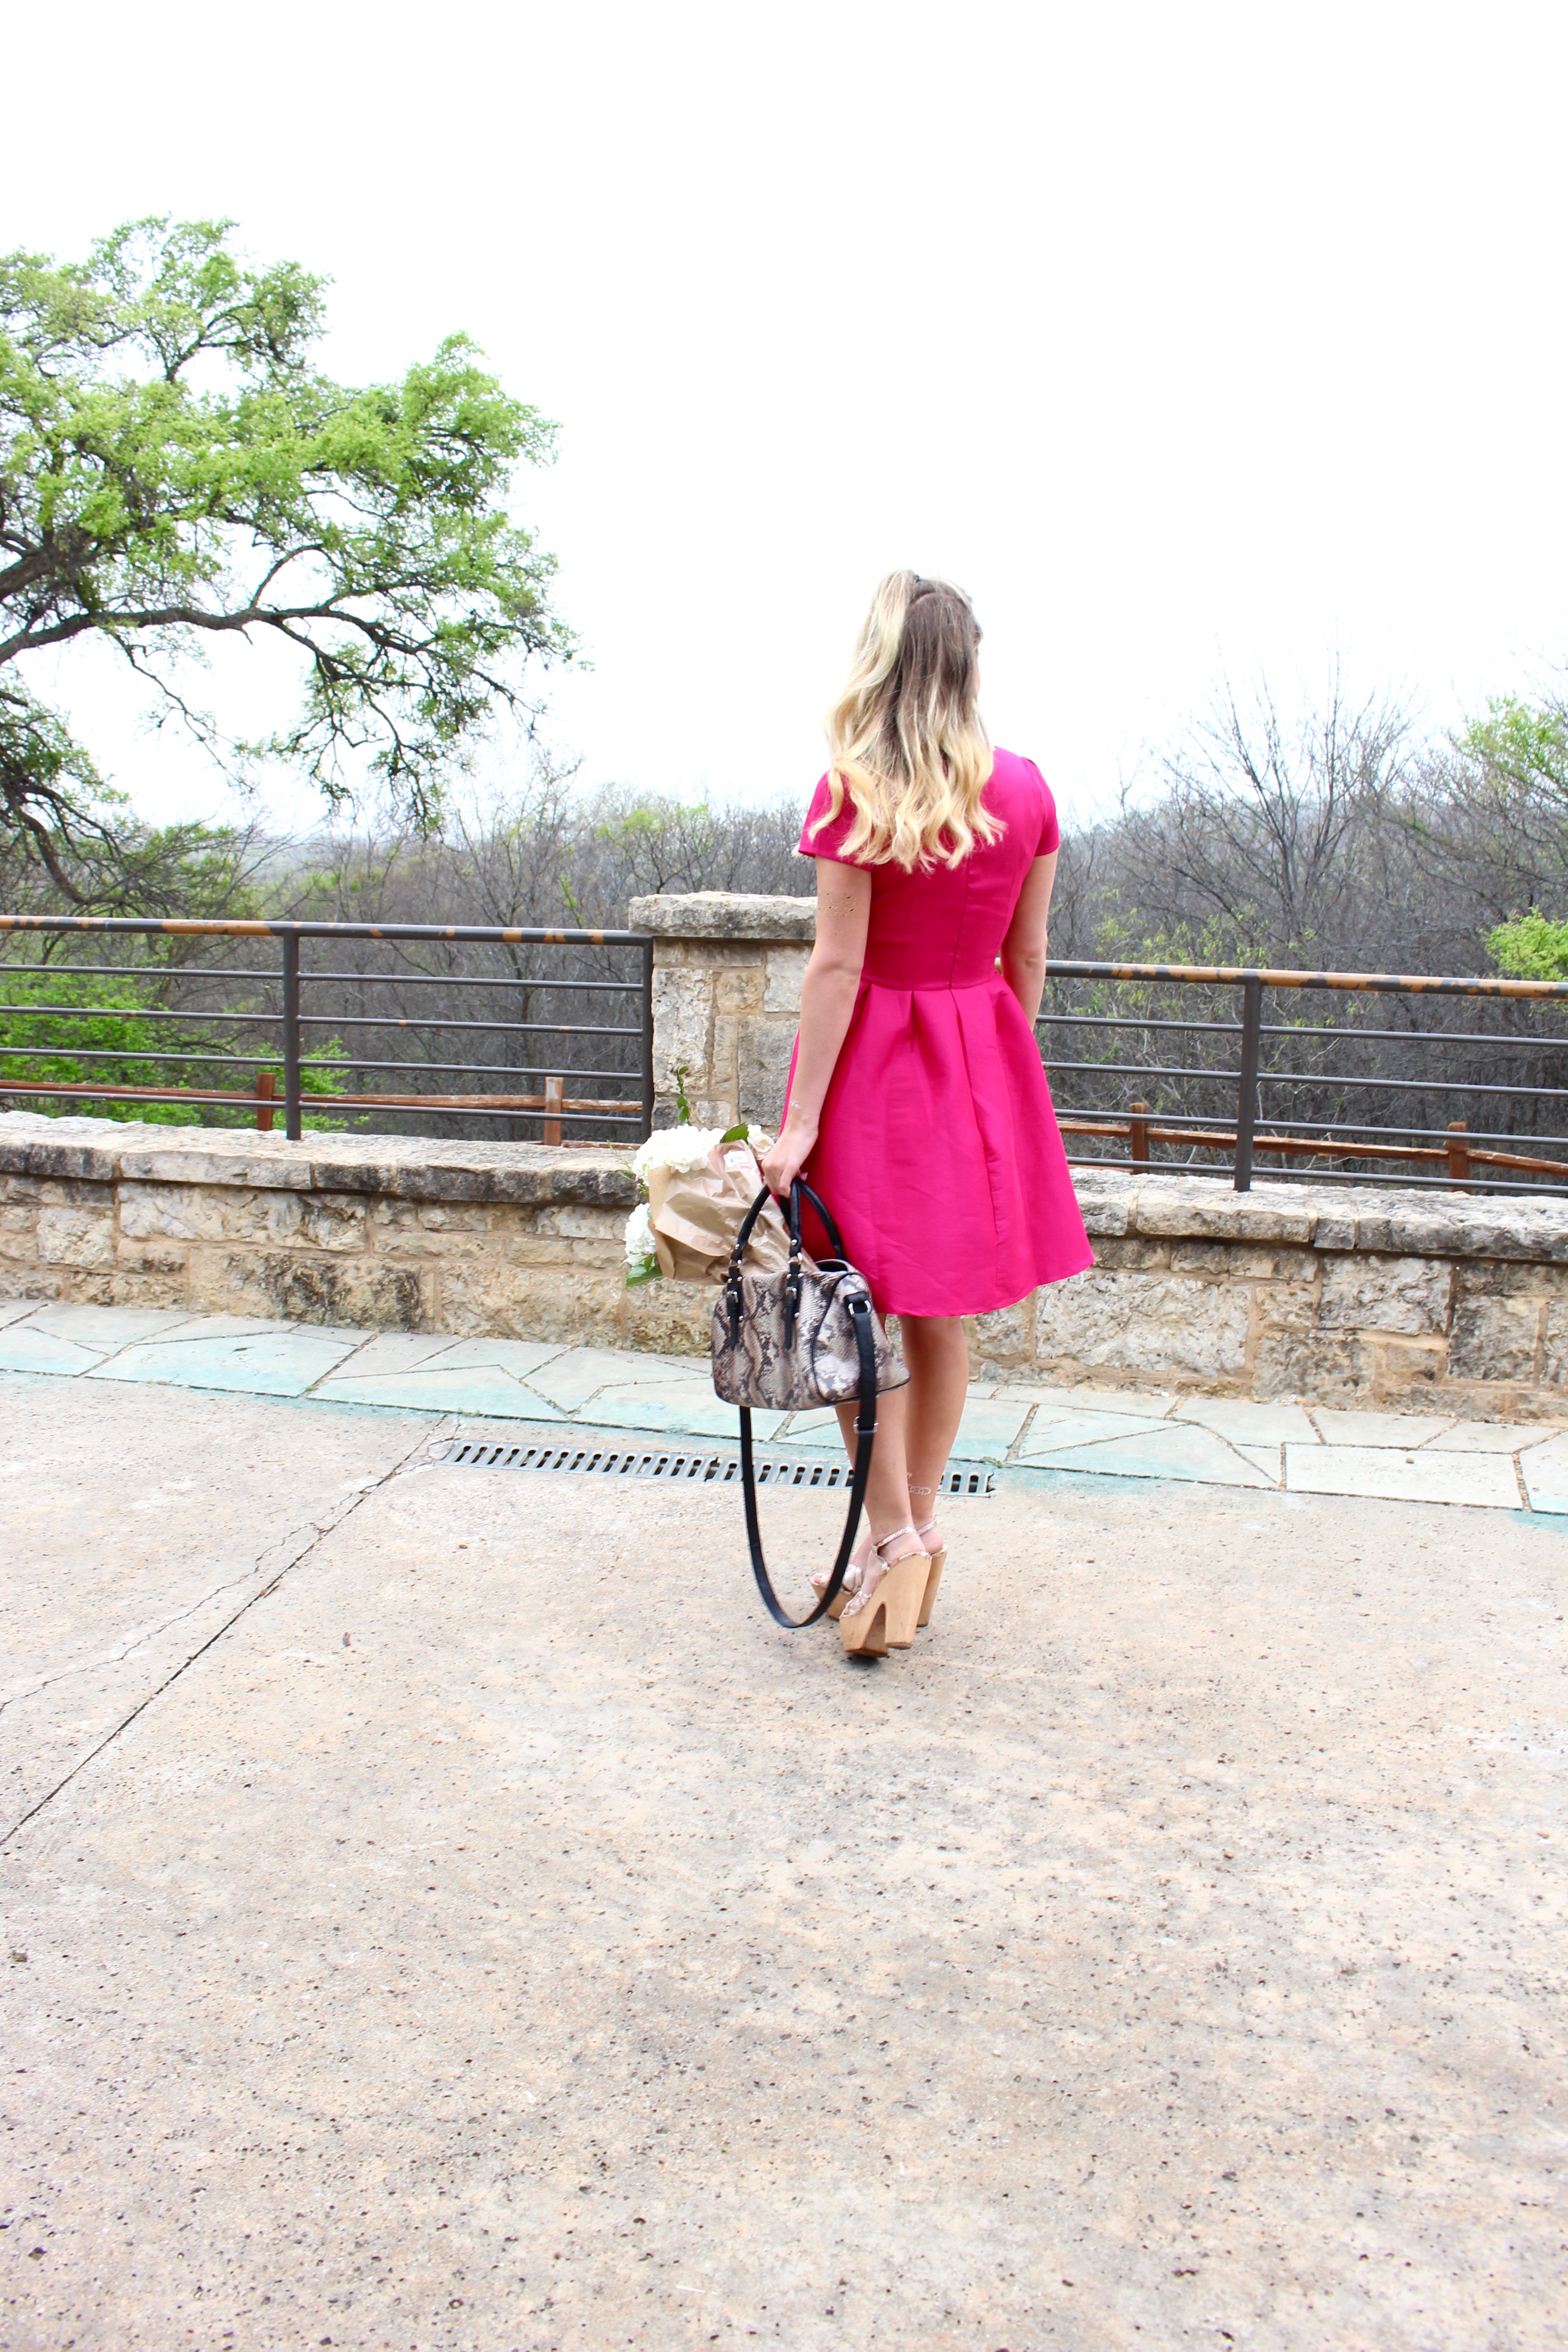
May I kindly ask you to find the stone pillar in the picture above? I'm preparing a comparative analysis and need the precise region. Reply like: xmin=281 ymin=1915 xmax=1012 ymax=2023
xmin=627 ymin=892 xmax=816 ymax=1132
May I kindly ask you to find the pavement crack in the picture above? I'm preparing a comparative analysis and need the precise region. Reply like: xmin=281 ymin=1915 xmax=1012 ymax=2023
xmin=0 ymin=1414 xmax=453 ymax=1846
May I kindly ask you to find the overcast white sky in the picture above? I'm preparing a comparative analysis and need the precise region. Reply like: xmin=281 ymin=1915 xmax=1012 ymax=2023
xmin=8 ymin=0 xmax=1568 ymax=838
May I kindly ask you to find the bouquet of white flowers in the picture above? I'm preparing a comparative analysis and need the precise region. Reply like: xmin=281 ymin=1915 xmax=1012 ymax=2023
xmin=624 ymin=1119 xmax=791 ymax=1286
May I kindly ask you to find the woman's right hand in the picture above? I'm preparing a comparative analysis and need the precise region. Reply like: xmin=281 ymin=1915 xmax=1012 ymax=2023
xmin=759 ymin=1110 xmax=818 ymax=1199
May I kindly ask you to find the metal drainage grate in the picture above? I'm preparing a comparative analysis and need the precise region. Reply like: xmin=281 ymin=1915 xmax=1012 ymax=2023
xmin=440 ymin=1439 xmax=995 ymax=1495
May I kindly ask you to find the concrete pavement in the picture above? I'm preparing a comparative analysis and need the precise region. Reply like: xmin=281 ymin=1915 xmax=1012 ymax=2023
xmin=4 ymin=1298 xmax=1568 ymax=1513
xmin=3 ymin=1367 xmax=1567 ymax=2350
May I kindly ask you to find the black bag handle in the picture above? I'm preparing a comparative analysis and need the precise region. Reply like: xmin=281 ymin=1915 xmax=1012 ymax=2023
xmin=727 ymin=1176 xmax=875 ymax=1630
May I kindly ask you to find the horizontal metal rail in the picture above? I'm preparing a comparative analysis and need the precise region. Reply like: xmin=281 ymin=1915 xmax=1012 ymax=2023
xmin=1047 ymin=1056 xmax=1568 ymax=1100
xmin=0 ymin=1078 xmax=644 ymax=1122
xmin=0 ymin=1046 xmax=640 ymax=1083
xmin=0 ymin=917 xmax=655 ymax=1144
xmin=0 ymin=962 xmax=642 ymax=992
xmin=1042 ymin=956 xmax=1568 ymax=999
xmin=1042 ymin=1010 xmax=1566 ymax=1051
xmin=0 ymin=916 xmax=649 ymax=945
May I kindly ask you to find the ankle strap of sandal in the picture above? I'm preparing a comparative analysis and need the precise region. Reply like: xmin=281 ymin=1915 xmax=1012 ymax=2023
xmin=876 ymin=1524 xmax=921 ymax=1557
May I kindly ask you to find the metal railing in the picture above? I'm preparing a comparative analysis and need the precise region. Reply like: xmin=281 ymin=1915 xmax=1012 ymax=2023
xmin=1039 ymin=959 xmax=1568 ymax=1196
xmin=0 ymin=916 xmax=656 ymax=1146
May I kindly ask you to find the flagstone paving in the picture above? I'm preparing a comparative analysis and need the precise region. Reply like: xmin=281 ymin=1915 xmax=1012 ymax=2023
xmin=2 ymin=1297 xmax=1567 ymax=1514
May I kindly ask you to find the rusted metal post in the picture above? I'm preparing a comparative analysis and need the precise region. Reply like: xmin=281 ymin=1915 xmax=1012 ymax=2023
xmin=1447 ymin=1119 xmax=1471 ymax=1187
xmin=255 ymin=1071 xmax=276 ymax=1133
xmin=639 ymin=933 xmax=656 ymax=1143
xmin=1128 ymin=1099 xmax=1151 ymax=1169
xmin=544 ymin=1071 xmax=564 ymax=1146
xmin=1234 ymin=975 xmax=1263 ymax=1191
xmin=282 ymin=931 xmax=303 ymax=1142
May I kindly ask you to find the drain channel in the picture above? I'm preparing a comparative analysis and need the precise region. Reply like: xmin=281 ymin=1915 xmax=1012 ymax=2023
xmin=440 ymin=1438 xmax=995 ymax=1495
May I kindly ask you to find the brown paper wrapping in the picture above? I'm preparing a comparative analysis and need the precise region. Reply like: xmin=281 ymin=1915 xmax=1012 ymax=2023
xmin=646 ymin=1142 xmax=795 ymax=1284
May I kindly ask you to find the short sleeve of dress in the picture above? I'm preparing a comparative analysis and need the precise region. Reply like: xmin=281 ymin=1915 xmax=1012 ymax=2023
xmin=798 ymin=772 xmax=858 ymax=863
xmin=1025 ymin=758 xmax=1061 ymax=856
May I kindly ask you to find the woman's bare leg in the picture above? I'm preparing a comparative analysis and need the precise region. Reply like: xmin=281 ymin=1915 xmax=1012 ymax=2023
xmin=832 ymin=1381 xmax=911 ymax=1563
xmin=830 ymin=1313 xmax=970 ymax=1594
xmin=898 ymin=1314 xmax=970 ymax=1549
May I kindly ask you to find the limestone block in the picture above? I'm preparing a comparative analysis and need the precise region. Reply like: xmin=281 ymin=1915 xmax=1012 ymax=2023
xmin=1072 ymin=1185 xmax=1131 ymax=1239
xmin=437 ymin=1260 xmax=625 ymax=1348
xmin=4 ymin=1136 xmax=122 ymax=1184
xmin=713 ymin=966 xmax=766 ymax=1014
xmin=372 ymin=1227 xmax=500 ymax=1262
xmin=531 ymin=1205 xmax=627 ymax=1240
xmin=1092 ymin=1237 xmax=1171 ymax=1270
xmin=114 ymin=1236 xmax=188 ymax=1277
xmin=375 ymin=1199 xmax=520 ymax=1233
xmin=629 ymin=891 xmax=817 ymax=941
xmin=0 ymin=1174 xmax=41 ymax=1203
xmin=269 ymin=1193 xmax=366 ymax=1253
xmin=36 ymin=1205 xmax=115 ymax=1269
xmin=1033 ymin=1269 xmax=1250 ymax=1379
xmin=510 ymin=1236 xmax=623 ymax=1269
xmin=1386 ymin=1200 xmax=1568 ymax=1264
xmin=1541 ymin=1303 xmax=1568 ymax=1387
xmin=1236 ymin=1245 xmax=1317 ymax=1280
xmin=44 ymin=1178 xmax=118 ymax=1211
xmin=118 ymin=1146 xmax=310 ymax=1192
xmin=102 ymin=1270 xmax=191 ymax=1309
xmin=1251 ymin=1330 xmax=1378 ymax=1401
xmin=1372 ymin=1337 xmax=1448 ymax=1398
xmin=1313 ymin=1205 xmax=1357 ymax=1250
xmin=1169 ymin=1240 xmax=1227 ymax=1274
xmin=708 ymin=1014 xmax=744 ymax=1108
xmin=1318 ymin=1254 xmax=1452 ymax=1336
xmin=1132 ymin=1184 xmax=1315 ymax=1245
xmin=968 ymin=1295 xmax=1034 ymax=1372
xmin=412 ymin=1158 xmax=638 ymax=1210
xmin=620 ymin=1279 xmax=715 ymax=1358
xmin=737 ymin=1018 xmax=798 ymax=1129
xmin=1455 ymin=1257 xmax=1568 ymax=1298
xmin=1253 ymin=1282 xmax=1319 ymax=1330
xmin=118 ymin=1184 xmax=237 ymax=1244
xmin=1450 ymin=1295 xmax=1544 ymax=1382
xmin=762 ymin=946 xmax=810 ymax=1014
xmin=649 ymin=967 xmax=715 ymax=1097
xmin=191 ymin=1249 xmax=429 ymax=1332
xmin=0 ymin=1230 xmax=42 ymax=1269
xmin=0 ymin=1267 xmax=64 ymax=1303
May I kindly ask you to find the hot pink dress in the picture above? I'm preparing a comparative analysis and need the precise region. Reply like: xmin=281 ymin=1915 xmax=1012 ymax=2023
xmin=785 ymin=747 xmax=1093 ymax=1318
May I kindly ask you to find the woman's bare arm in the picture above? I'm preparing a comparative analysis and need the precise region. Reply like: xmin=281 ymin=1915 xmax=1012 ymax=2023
xmin=999 ymin=852 xmax=1058 ymax=1024
xmin=758 ymin=860 xmax=871 ymax=1196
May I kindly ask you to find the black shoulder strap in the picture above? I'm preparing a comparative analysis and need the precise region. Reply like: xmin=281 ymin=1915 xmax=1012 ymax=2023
xmin=738 ymin=1289 xmax=878 ymax=1629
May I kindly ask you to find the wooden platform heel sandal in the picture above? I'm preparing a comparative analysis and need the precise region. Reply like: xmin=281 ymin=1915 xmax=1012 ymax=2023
xmin=838 ymin=1529 xmax=930 ymax=1657
xmin=818 ymin=1519 xmax=947 ymax=1628
xmin=913 ymin=1517 xmax=947 ymax=1629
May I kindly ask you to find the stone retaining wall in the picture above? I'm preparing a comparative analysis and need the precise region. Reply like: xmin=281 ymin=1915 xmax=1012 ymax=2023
xmin=5 ymin=1114 xmax=1568 ymax=1419
xmin=0 ymin=1116 xmax=703 ymax=1354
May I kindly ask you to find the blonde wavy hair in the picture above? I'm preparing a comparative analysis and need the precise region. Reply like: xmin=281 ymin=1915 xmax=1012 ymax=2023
xmin=810 ymin=571 xmax=999 ymax=870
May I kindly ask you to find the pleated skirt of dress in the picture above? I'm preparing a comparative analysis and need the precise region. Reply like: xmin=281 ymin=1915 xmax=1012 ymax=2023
xmin=787 ymin=974 xmax=1094 ymax=1319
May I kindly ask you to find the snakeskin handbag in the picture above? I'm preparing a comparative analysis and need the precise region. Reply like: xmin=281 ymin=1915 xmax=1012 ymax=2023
xmin=711 ymin=1178 xmax=908 ymax=1627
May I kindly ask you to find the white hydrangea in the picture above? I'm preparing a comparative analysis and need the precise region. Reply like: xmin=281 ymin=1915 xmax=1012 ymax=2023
xmin=632 ymin=1124 xmax=725 ymax=1184
xmin=623 ymin=1200 xmax=656 ymax=1266
xmin=745 ymin=1125 xmax=773 ymax=1151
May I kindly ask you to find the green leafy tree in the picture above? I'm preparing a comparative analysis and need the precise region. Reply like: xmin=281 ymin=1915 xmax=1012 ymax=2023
xmin=0 ymin=215 xmax=573 ymax=897
xmin=1488 ymin=909 xmax=1568 ymax=979
xmin=1461 ymin=695 xmax=1568 ymax=807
